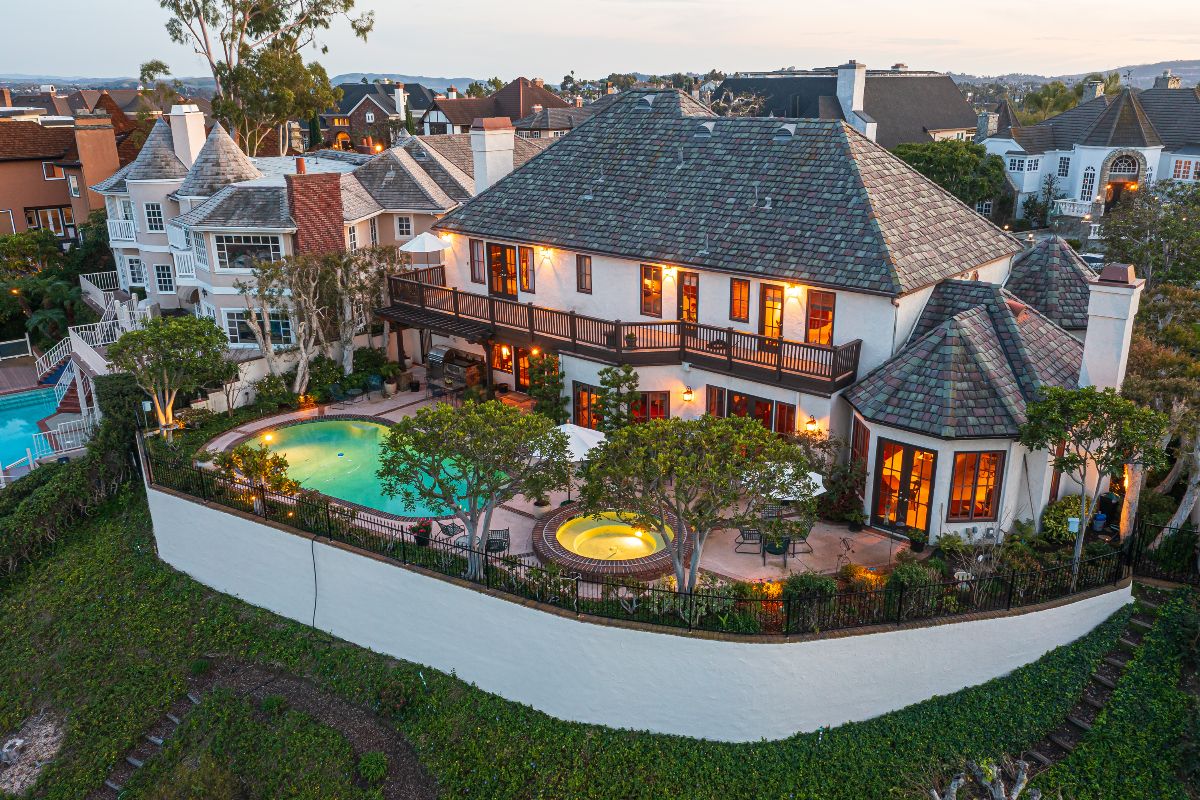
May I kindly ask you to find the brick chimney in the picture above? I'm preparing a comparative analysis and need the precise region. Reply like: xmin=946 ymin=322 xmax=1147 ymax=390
xmin=1153 ymin=69 xmax=1181 ymax=89
xmin=446 ymin=85 xmax=458 ymax=99
xmin=72 ymin=113 xmax=119 ymax=204
xmin=1079 ymin=263 xmax=1145 ymax=390
xmin=471 ymin=117 xmax=515 ymax=194
xmin=1080 ymin=80 xmax=1104 ymax=102
xmin=574 ymin=95 xmax=584 ymax=108
xmin=286 ymin=170 xmax=345 ymax=255
xmin=977 ymin=111 xmax=999 ymax=139
xmin=532 ymin=77 xmax=545 ymax=88
xmin=167 ymin=104 xmax=206 ymax=168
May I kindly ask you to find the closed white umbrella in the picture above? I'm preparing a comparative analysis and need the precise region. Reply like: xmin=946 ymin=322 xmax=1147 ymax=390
xmin=555 ymin=423 xmax=606 ymax=503
xmin=399 ymin=231 xmax=452 ymax=267
xmin=772 ymin=465 xmax=826 ymax=501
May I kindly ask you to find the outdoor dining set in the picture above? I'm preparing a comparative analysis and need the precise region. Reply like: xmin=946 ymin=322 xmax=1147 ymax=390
xmin=733 ymin=504 xmax=813 ymax=568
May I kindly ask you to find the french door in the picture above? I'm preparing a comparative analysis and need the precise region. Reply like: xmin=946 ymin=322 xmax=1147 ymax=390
xmin=759 ymin=283 xmax=784 ymax=346
xmin=872 ymin=439 xmax=937 ymax=534
xmin=678 ymin=271 xmax=699 ymax=323
xmin=515 ymin=347 xmax=531 ymax=391
xmin=487 ymin=243 xmax=518 ymax=299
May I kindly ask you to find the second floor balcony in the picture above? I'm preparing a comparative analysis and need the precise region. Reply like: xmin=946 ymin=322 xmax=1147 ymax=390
xmin=107 ymin=218 xmax=136 ymax=242
xmin=1052 ymin=198 xmax=1102 ymax=219
xmin=380 ymin=272 xmax=862 ymax=396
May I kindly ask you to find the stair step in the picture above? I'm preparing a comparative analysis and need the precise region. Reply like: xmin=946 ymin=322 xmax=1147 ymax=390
xmin=166 ymin=712 xmax=182 ymax=725
xmin=1027 ymin=749 xmax=1053 ymax=767
xmin=1066 ymin=715 xmax=1092 ymax=732
xmin=1048 ymin=734 xmax=1075 ymax=753
xmin=1129 ymin=617 xmax=1153 ymax=631
xmin=145 ymin=734 xmax=164 ymax=746
xmin=1117 ymin=637 xmax=1139 ymax=651
xmin=104 ymin=779 xmax=123 ymax=792
xmin=1093 ymin=673 xmax=1118 ymax=690
xmin=186 ymin=692 xmax=201 ymax=705
xmin=1083 ymin=695 xmax=1105 ymax=710
xmin=1138 ymin=598 xmax=1161 ymax=611
xmin=1103 ymin=655 xmax=1127 ymax=670
xmin=126 ymin=756 xmax=143 ymax=768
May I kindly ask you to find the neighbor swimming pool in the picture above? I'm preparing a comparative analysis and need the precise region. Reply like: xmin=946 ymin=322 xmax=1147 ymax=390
xmin=247 ymin=418 xmax=462 ymax=518
xmin=0 ymin=388 xmax=56 ymax=467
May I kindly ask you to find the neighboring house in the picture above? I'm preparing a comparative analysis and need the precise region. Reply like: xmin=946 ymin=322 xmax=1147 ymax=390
xmin=977 ymin=70 xmax=1200 ymax=234
xmin=513 ymin=93 xmax=620 ymax=139
xmin=715 ymin=61 xmax=978 ymax=148
xmin=378 ymin=89 xmax=1143 ymax=543
xmin=421 ymin=78 xmax=568 ymax=135
xmin=321 ymin=81 xmax=434 ymax=152
xmin=0 ymin=112 xmax=120 ymax=238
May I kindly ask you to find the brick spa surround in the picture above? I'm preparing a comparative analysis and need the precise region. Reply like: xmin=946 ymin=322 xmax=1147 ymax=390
xmin=532 ymin=503 xmax=690 ymax=582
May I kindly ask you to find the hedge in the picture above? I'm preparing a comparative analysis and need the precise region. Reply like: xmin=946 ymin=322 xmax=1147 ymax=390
xmin=1033 ymin=592 xmax=1195 ymax=799
xmin=0 ymin=492 xmax=1135 ymax=799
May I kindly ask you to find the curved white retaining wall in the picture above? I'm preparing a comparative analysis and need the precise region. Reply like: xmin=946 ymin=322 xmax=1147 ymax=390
xmin=147 ymin=487 xmax=1131 ymax=742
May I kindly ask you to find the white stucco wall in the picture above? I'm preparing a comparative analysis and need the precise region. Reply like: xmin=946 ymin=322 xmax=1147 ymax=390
xmin=147 ymin=486 xmax=1130 ymax=742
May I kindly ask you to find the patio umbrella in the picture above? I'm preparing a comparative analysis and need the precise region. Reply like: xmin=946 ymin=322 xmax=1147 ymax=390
xmin=772 ymin=465 xmax=827 ymax=501
xmin=399 ymin=231 xmax=451 ymax=267
xmin=555 ymin=423 xmax=606 ymax=502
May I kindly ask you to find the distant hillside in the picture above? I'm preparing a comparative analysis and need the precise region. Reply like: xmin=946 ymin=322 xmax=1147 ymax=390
xmin=331 ymin=73 xmax=484 ymax=91
xmin=953 ymin=59 xmax=1200 ymax=88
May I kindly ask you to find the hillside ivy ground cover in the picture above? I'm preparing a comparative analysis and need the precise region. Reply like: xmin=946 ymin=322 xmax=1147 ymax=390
xmin=0 ymin=488 xmax=1161 ymax=799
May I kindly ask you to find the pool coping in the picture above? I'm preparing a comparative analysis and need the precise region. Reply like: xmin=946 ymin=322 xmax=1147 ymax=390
xmin=217 ymin=413 xmax=458 ymax=524
xmin=532 ymin=503 xmax=692 ymax=583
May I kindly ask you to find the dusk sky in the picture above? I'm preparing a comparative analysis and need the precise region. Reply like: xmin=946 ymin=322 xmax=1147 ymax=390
xmin=4 ymin=0 xmax=1199 ymax=80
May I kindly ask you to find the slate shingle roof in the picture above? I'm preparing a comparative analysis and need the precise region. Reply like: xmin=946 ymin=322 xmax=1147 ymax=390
xmin=123 ymin=119 xmax=188 ymax=182
xmin=1004 ymin=236 xmax=1096 ymax=331
xmin=353 ymin=147 xmax=459 ymax=211
xmin=847 ymin=281 xmax=1083 ymax=438
xmin=340 ymin=174 xmax=382 ymax=221
xmin=514 ymin=94 xmax=621 ymax=131
xmin=426 ymin=78 xmax=570 ymax=126
xmin=174 ymin=185 xmax=294 ymax=229
xmin=435 ymin=90 xmax=1019 ymax=296
xmin=715 ymin=71 xmax=977 ymax=148
xmin=173 ymin=123 xmax=261 ymax=198
xmin=1078 ymin=89 xmax=1162 ymax=148
xmin=92 ymin=162 xmax=132 ymax=193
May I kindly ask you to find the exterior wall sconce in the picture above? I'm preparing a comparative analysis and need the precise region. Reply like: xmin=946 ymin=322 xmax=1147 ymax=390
xmin=500 ymin=345 xmax=511 ymax=357
xmin=663 ymin=265 xmax=678 ymax=280
xmin=682 ymin=386 xmax=695 ymax=402
xmin=539 ymin=246 xmax=552 ymax=259
xmin=805 ymin=416 xmax=818 ymax=433
xmin=786 ymin=283 xmax=802 ymax=299
xmin=531 ymin=347 xmax=541 ymax=356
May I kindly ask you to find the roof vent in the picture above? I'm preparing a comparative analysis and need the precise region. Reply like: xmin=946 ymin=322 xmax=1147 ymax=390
xmin=412 ymin=147 xmax=427 ymax=160
xmin=694 ymin=121 xmax=715 ymax=139
xmin=773 ymin=123 xmax=796 ymax=142
xmin=636 ymin=94 xmax=657 ymax=110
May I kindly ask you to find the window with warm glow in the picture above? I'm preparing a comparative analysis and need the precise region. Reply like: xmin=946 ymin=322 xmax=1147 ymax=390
xmin=708 ymin=386 xmax=793 ymax=433
xmin=574 ymin=381 xmax=602 ymax=429
xmin=678 ymin=271 xmax=699 ymax=322
xmin=576 ymin=254 xmax=592 ymax=293
xmin=640 ymin=264 xmax=662 ymax=317
xmin=487 ymin=242 xmax=518 ymax=298
xmin=491 ymin=342 xmax=513 ymax=373
xmin=729 ymin=278 xmax=750 ymax=322
xmin=806 ymin=289 xmax=835 ymax=345
xmin=948 ymin=451 xmax=1004 ymax=521
xmin=518 ymin=246 xmax=535 ymax=293
xmin=469 ymin=239 xmax=485 ymax=283
xmin=632 ymin=391 xmax=670 ymax=423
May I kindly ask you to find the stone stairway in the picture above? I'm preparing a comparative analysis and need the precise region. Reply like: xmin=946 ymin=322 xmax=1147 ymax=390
xmin=91 ymin=693 xmax=202 ymax=798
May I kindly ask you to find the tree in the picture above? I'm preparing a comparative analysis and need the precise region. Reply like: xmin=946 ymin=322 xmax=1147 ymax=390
xmin=892 ymin=140 xmax=1008 ymax=209
xmin=377 ymin=401 xmax=570 ymax=579
xmin=329 ymin=247 xmax=403 ymax=375
xmin=234 ymin=259 xmax=289 ymax=379
xmin=107 ymin=316 xmax=229 ymax=439
xmin=527 ymin=352 xmax=568 ymax=424
xmin=1021 ymin=174 xmax=1063 ymax=228
xmin=212 ymin=358 xmax=248 ymax=416
xmin=159 ymin=0 xmax=372 ymax=145
xmin=214 ymin=442 xmax=299 ymax=515
xmin=1019 ymin=386 xmax=1166 ymax=564
xmin=212 ymin=44 xmax=340 ymax=156
xmin=1101 ymin=180 xmax=1200 ymax=289
xmin=0 ymin=228 xmax=64 ymax=278
xmin=709 ymin=90 xmax=766 ymax=117
xmin=594 ymin=364 xmax=640 ymax=433
xmin=1019 ymin=81 xmax=1078 ymax=123
xmin=581 ymin=415 xmax=816 ymax=594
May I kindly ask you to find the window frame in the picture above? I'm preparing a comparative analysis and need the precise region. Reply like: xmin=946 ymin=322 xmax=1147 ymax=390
xmin=154 ymin=263 xmax=175 ymax=294
xmin=67 ymin=174 xmax=80 ymax=197
xmin=126 ymin=256 xmax=145 ymax=285
xmin=223 ymin=308 xmax=292 ymax=346
xmin=1080 ymin=167 xmax=1097 ymax=201
xmin=576 ymin=254 xmax=592 ymax=294
xmin=348 ymin=224 xmax=358 ymax=251
xmin=518 ymin=245 xmax=535 ymax=293
xmin=573 ymin=381 xmax=602 ymax=429
xmin=369 ymin=217 xmax=378 ymax=247
xmin=395 ymin=215 xmax=413 ymax=238
xmin=1008 ymin=157 xmax=1025 ymax=172
xmin=729 ymin=277 xmax=750 ymax=323
xmin=469 ymin=238 xmax=485 ymax=284
xmin=144 ymin=202 xmax=165 ymax=232
xmin=805 ymin=289 xmax=836 ymax=346
xmin=947 ymin=450 xmax=1005 ymax=522
xmin=631 ymin=390 xmax=670 ymax=424
xmin=1057 ymin=156 xmax=1071 ymax=178
xmin=975 ymin=199 xmax=994 ymax=216
xmin=213 ymin=234 xmax=282 ymax=271
xmin=491 ymin=342 xmax=514 ymax=373
xmin=41 ymin=162 xmax=65 ymax=181
xmin=640 ymin=263 xmax=663 ymax=318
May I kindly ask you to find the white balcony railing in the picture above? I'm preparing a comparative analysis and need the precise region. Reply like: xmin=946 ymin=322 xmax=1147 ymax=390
xmin=33 ymin=335 xmax=70 ymax=377
xmin=1090 ymin=223 xmax=1102 ymax=240
xmin=167 ymin=224 xmax=189 ymax=250
xmin=67 ymin=306 xmax=151 ymax=377
xmin=174 ymin=250 xmax=198 ymax=281
xmin=31 ymin=414 xmax=97 ymax=459
xmin=1052 ymin=199 xmax=1102 ymax=218
xmin=107 ymin=218 xmax=136 ymax=241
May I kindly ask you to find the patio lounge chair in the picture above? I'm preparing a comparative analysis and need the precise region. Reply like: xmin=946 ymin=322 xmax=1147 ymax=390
xmin=734 ymin=527 xmax=762 ymax=553
xmin=485 ymin=528 xmax=510 ymax=554
xmin=328 ymin=383 xmax=349 ymax=407
xmin=437 ymin=520 xmax=465 ymax=540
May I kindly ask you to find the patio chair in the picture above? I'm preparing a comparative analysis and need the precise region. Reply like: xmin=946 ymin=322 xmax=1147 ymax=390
xmin=485 ymin=528 xmax=510 ymax=554
xmin=437 ymin=520 xmax=465 ymax=540
xmin=328 ymin=383 xmax=349 ymax=407
xmin=734 ymin=527 xmax=763 ymax=554
xmin=761 ymin=504 xmax=784 ymax=521
xmin=791 ymin=527 xmax=814 ymax=555
xmin=366 ymin=374 xmax=383 ymax=399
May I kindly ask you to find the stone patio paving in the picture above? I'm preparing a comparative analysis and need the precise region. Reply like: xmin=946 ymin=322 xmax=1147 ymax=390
xmin=196 ymin=379 xmax=905 ymax=582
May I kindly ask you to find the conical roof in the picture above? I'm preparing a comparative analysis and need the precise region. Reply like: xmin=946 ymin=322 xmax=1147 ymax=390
xmin=1005 ymin=236 xmax=1096 ymax=331
xmin=175 ymin=123 xmax=261 ymax=198
xmin=124 ymin=119 xmax=189 ymax=182
xmin=994 ymin=97 xmax=1021 ymax=133
xmin=1079 ymin=89 xmax=1162 ymax=148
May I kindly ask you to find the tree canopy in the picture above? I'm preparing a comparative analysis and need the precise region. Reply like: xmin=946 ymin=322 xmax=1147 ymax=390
xmin=581 ymin=415 xmax=816 ymax=594
xmin=1101 ymin=180 xmax=1200 ymax=288
xmin=892 ymin=140 xmax=1008 ymax=208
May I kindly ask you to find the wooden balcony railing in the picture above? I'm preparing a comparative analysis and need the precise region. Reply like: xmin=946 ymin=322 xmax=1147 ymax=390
xmin=383 ymin=276 xmax=862 ymax=395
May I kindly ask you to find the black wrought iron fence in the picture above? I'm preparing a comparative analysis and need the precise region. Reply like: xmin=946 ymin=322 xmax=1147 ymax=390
xmin=1131 ymin=521 xmax=1200 ymax=586
xmin=148 ymin=454 xmax=1129 ymax=637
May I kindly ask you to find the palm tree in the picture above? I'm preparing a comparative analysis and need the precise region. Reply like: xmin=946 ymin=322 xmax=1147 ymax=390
xmin=26 ymin=307 xmax=67 ymax=340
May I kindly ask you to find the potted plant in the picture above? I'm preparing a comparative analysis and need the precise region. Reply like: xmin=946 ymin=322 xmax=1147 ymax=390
xmin=906 ymin=526 xmax=927 ymax=553
xmin=846 ymin=509 xmax=866 ymax=533
xmin=380 ymin=363 xmax=401 ymax=398
xmin=411 ymin=518 xmax=432 ymax=547
xmin=624 ymin=331 xmax=638 ymax=348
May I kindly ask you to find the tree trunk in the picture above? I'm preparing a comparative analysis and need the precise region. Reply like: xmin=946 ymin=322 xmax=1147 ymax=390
xmin=1162 ymin=438 xmax=1200 ymax=535
xmin=1153 ymin=434 xmax=1189 ymax=494
xmin=1120 ymin=462 xmax=1144 ymax=541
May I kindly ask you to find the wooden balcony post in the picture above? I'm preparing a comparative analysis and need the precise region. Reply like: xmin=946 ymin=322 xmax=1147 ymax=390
xmin=418 ymin=281 xmax=426 ymax=310
xmin=569 ymin=310 xmax=578 ymax=350
xmin=452 ymin=288 xmax=461 ymax=318
xmin=488 ymin=295 xmax=496 ymax=327
xmin=726 ymin=327 xmax=735 ymax=371
xmin=776 ymin=335 xmax=784 ymax=380
xmin=387 ymin=276 xmax=395 ymax=306
xmin=527 ymin=302 xmax=536 ymax=342
xmin=615 ymin=320 xmax=623 ymax=357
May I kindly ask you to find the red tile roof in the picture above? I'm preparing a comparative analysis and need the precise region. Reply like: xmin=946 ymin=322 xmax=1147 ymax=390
xmin=427 ymin=78 xmax=569 ymax=126
xmin=0 ymin=120 xmax=74 ymax=162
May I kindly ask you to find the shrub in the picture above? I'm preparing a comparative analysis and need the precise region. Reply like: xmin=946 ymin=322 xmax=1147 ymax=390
xmin=782 ymin=572 xmax=837 ymax=600
xmin=885 ymin=561 xmax=938 ymax=592
xmin=1040 ymin=495 xmax=1093 ymax=546
xmin=358 ymin=751 xmax=389 ymax=784
xmin=839 ymin=562 xmax=883 ymax=592
xmin=817 ymin=460 xmax=867 ymax=522
xmin=998 ymin=540 xmax=1043 ymax=572
xmin=259 ymin=694 xmax=289 ymax=715
xmin=252 ymin=374 xmax=297 ymax=409
xmin=188 ymin=657 xmax=212 ymax=676
xmin=305 ymin=354 xmax=343 ymax=400
xmin=353 ymin=347 xmax=388 ymax=374
xmin=934 ymin=531 xmax=967 ymax=560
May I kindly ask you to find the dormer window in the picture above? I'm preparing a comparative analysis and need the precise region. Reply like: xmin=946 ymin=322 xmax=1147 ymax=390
xmin=1007 ymin=157 xmax=1025 ymax=172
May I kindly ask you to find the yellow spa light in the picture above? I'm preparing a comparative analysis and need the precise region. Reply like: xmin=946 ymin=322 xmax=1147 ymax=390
xmin=263 ymin=433 xmax=273 ymax=442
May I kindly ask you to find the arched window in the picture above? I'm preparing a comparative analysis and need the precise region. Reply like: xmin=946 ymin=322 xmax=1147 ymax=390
xmin=1110 ymin=154 xmax=1139 ymax=175
xmin=1080 ymin=167 xmax=1096 ymax=200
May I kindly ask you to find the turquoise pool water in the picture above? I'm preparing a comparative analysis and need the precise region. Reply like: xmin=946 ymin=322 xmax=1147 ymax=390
xmin=0 ymin=388 xmax=56 ymax=467
xmin=248 ymin=419 xmax=461 ymax=517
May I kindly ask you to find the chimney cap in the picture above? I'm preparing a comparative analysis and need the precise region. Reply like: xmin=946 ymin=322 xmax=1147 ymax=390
xmin=295 ymin=156 xmax=306 ymax=174
xmin=471 ymin=116 xmax=514 ymax=131
xmin=1098 ymin=263 xmax=1137 ymax=284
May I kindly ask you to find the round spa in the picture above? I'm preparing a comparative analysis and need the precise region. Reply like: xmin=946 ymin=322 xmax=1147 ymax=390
xmin=532 ymin=505 xmax=686 ymax=581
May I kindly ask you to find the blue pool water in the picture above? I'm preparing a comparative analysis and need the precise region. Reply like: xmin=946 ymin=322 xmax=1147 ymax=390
xmin=248 ymin=419 xmax=466 ymax=517
xmin=0 ymin=388 xmax=57 ymax=466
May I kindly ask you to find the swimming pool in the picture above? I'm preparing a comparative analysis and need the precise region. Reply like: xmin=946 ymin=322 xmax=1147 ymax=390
xmin=0 ymin=388 xmax=56 ymax=467
xmin=246 ymin=418 xmax=462 ymax=518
